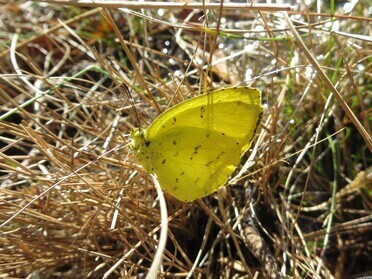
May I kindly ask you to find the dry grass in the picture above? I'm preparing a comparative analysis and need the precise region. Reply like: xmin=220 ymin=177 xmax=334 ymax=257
xmin=0 ymin=1 xmax=371 ymax=278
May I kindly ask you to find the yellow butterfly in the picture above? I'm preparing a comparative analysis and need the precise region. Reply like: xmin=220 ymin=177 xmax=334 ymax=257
xmin=130 ymin=87 xmax=263 ymax=202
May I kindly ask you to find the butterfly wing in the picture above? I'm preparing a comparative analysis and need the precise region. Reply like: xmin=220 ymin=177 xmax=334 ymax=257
xmin=146 ymin=87 xmax=263 ymax=151
xmin=139 ymin=127 xmax=241 ymax=201
xmin=131 ymin=87 xmax=263 ymax=201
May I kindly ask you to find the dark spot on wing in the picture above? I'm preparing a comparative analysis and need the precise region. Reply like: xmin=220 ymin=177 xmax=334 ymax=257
xmin=162 ymin=159 xmax=166 ymax=165
xmin=190 ymin=144 xmax=202 ymax=160
xmin=172 ymin=117 xmax=177 ymax=125
xmin=200 ymin=106 xmax=205 ymax=118
xmin=193 ymin=145 xmax=202 ymax=155
xmin=209 ymin=170 xmax=216 ymax=179
xmin=216 ymin=151 xmax=225 ymax=160
xmin=173 ymin=140 xmax=177 ymax=145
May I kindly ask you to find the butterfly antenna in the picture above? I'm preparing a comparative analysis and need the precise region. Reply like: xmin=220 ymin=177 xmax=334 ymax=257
xmin=120 ymin=83 xmax=141 ymax=128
